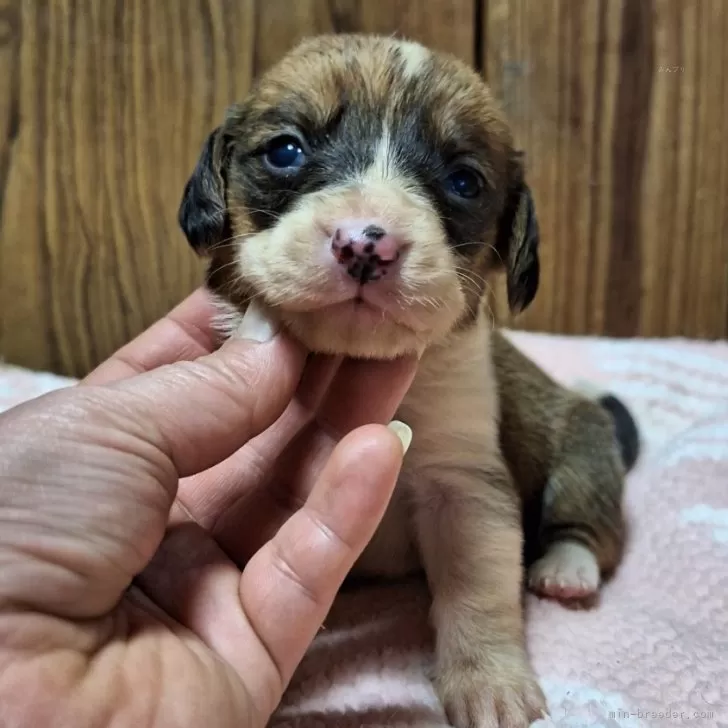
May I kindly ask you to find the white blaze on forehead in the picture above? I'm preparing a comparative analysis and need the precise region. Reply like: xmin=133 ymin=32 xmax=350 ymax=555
xmin=368 ymin=126 xmax=394 ymax=182
xmin=397 ymin=40 xmax=431 ymax=79
xmin=357 ymin=42 xmax=431 ymax=189
xmin=357 ymin=124 xmax=432 ymax=222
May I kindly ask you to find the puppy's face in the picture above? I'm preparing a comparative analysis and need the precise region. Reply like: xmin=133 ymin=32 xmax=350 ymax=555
xmin=179 ymin=35 xmax=539 ymax=358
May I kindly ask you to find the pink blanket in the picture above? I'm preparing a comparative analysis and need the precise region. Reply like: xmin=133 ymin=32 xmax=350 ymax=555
xmin=2 ymin=333 xmax=726 ymax=727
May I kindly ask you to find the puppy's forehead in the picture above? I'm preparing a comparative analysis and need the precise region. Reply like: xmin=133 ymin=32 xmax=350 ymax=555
xmin=243 ymin=35 xmax=509 ymax=160
xmin=255 ymin=36 xmax=429 ymax=120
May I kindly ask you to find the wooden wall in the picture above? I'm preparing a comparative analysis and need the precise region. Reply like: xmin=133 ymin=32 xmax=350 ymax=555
xmin=1 ymin=0 xmax=726 ymax=377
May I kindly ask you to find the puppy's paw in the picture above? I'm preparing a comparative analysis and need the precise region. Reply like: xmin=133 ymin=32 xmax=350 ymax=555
xmin=437 ymin=654 xmax=547 ymax=728
xmin=528 ymin=540 xmax=600 ymax=602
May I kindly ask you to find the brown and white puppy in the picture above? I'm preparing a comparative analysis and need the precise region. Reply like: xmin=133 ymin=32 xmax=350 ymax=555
xmin=178 ymin=34 xmax=638 ymax=728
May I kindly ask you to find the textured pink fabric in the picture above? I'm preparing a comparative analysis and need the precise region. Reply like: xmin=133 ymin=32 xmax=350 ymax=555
xmin=1 ymin=333 xmax=726 ymax=728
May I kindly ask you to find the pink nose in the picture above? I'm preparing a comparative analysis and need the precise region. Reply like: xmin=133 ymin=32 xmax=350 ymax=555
xmin=330 ymin=222 xmax=404 ymax=284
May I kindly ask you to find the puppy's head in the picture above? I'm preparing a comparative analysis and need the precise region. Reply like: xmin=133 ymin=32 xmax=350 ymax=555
xmin=179 ymin=35 xmax=539 ymax=358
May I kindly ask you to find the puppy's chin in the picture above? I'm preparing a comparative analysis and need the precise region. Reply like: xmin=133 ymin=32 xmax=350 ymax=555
xmin=279 ymin=305 xmax=429 ymax=359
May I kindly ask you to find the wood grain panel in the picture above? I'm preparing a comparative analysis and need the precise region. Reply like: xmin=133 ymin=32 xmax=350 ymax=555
xmin=253 ymin=0 xmax=475 ymax=72
xmin=485 ymin=0 xmax=728 ymax=339
xmin=0 ymin=0 xmax=256 ymax=375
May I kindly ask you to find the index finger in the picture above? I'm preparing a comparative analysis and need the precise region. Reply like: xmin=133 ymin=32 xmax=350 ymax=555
xmin=318 ymin=355 xmax=418 ymax=433
xmin=83 ymin=288 xmax=221 ymax=385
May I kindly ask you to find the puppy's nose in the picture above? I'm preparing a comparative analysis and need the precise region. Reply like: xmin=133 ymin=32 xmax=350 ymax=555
xmin=331 ymin=222 xmax=404 ymax=284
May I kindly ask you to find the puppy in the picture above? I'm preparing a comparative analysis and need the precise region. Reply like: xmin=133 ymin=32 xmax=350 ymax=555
xmin=177 ymin=34 xmax=639 ymax=728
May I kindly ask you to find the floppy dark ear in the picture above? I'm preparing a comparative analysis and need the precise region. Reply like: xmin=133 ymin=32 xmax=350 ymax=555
xmin=494 ymin=163 xmax=540 ymax=314
xmin=178 ymin=127 xmax=230 ymax=254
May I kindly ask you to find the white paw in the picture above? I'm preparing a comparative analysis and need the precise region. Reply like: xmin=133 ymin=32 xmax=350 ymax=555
xmin=528 ymin=540 xmax=600 ymax=602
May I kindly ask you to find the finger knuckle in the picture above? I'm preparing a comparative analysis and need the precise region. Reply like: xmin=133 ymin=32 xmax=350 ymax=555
xmin=269 ymin=541 xmax=321 ymax=608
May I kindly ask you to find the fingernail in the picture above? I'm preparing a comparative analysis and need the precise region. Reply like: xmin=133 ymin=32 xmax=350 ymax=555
xmin=237 ymin=300 xmax=278 ymax=343
xmin=387 ymin=420 xmax=413 ymax=455
xmin=414 ymin=341 xmax=427 ymax=359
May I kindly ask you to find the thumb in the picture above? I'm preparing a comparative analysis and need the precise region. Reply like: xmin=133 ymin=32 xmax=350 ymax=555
xmin=240 ymin=423 xmax=411 ymax=718
xmin=133 ymin=423 xmax=411 ymax=724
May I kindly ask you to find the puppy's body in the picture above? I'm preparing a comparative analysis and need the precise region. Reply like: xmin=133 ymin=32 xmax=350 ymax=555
xmin=355 ymin=315 xmax=502 ymax=579
xmin=178 ymin=34 xmax=638 ymax=728
xmin=356 ymin=327 xmax=631 ymax=591
xmin=359 ymin=317 xmax=546 ymax=727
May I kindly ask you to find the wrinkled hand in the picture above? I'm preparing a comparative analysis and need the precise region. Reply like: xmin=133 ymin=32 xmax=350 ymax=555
xmin=0 ymin=289 xmax=417 ymax=728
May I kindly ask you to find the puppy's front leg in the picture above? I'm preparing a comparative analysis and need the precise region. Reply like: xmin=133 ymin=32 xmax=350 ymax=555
xmin=415 ymin=463 xmax=546 ymax=728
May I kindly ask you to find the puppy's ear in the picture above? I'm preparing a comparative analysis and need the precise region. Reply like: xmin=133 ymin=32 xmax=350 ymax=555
xmin=178 ymin=127 xmax=230 ymax=254
xmin=494 ymin=154 xmax=540 ymax=313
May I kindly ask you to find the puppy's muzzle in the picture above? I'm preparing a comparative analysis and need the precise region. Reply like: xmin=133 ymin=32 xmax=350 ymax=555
xmin=330 ymin=220 xmax=407 ymax=285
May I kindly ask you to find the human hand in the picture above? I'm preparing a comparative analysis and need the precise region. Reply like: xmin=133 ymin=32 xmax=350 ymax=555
xmin=0 ymin=289 xmax=417 ymax=728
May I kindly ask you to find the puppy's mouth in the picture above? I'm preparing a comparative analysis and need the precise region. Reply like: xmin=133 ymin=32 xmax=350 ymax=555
xmin=274 ymin=279 xmax=431 ymax=333
xmin=315 ymin=292 xmax=430 ymax=334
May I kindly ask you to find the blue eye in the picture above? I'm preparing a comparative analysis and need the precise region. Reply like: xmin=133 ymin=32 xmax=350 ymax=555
xmin=446 ymin=168 xmax=484 ymax=199
xmin=264 ymin=135 xmax=306 ymax=171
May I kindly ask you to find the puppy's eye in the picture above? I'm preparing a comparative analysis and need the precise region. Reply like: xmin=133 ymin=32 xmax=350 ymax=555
xmin=446 ymin=168 xmax=484 ymax=199
xmin=264 ymin=135 xmax=306 ymax=171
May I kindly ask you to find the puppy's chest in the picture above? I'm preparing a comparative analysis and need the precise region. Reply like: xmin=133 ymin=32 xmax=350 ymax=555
xmin=353 ymin=337 xmax=501 ymax=578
